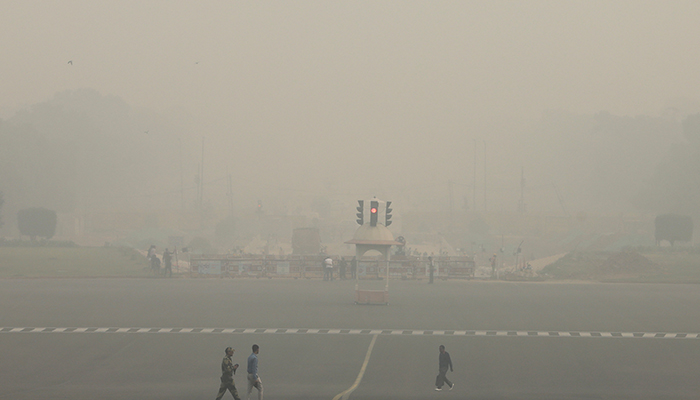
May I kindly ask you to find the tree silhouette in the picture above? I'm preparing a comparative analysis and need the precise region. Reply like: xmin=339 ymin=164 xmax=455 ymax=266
xmin=17 ymin=207 xmax=57 ymax=241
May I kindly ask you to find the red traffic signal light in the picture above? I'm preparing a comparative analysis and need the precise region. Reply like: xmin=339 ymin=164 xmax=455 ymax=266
xmin=370 ymin=200 xmax=379 ymax=226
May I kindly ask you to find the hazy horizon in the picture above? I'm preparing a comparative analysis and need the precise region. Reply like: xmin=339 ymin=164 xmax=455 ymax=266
xmin=2 ymin=1 xmax=700 ymax=225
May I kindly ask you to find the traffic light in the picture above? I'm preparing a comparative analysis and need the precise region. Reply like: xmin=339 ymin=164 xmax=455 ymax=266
xmin=385 ymin=201 xmax=392 ymax=226
xmin=370 ymin=200 xmax=378 ymax=226
xmin=356 ymin=200 xmax=364 ymax=225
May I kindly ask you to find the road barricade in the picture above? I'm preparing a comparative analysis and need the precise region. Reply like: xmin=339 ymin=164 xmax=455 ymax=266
xmin=189 ymin=255 xmax=475 ymax=279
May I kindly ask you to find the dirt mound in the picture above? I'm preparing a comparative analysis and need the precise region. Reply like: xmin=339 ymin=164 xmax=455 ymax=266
xmin=600 ymin=251 xmax=656 ymax=274
xmin=541 ymin=250 xmax=658 ymax=280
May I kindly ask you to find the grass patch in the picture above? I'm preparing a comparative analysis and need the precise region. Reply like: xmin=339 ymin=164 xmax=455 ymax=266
xmin=0 ymin=246 xmax=150 ymax=278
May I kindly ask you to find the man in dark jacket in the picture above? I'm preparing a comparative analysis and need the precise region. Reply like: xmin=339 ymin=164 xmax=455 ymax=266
xmin=435 ymin=345 xmax=454 ymax=391
xmin=215 ymin=347 xmax=240 ymax=400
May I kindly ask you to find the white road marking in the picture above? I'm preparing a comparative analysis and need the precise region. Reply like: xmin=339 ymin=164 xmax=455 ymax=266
xmin=1 ymin=327 xmax=697 ymax=339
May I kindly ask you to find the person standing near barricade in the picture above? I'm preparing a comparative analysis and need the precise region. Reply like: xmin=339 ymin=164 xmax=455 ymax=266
xmin=428 ymin=256 xmax=435 ymax=284
xmin=324 ymin=255 xmax=334 ymax=281
xmin=247 ymin=344 xmax=263 ymax=400
xmin=162 ymin=248 xmax=173 ymax=278
xmin=215 ymin=347 xmax=241 ymax=400
xmin=147 ymin=244 xmax=156 ymax=260
xmin=321 ymin=256 xmax=328 ymax=281
xmin=435 ymin=345 xmax=454 ymax=391
xmin=489 ymin=253 xmax=497 ymax=279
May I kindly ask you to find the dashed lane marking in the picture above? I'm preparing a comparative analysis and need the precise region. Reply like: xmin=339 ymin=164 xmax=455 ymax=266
xmin=1 ymin=327 xmax=699 ymax=339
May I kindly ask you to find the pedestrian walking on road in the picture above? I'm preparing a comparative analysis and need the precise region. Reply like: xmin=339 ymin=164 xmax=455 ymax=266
xmin=247 ymin=344 xmax=263 ymax=400
xmin=215 ymin=347 xmax=241 ymax=400
xmin=435 ymin=345 xmax=454 ymax=391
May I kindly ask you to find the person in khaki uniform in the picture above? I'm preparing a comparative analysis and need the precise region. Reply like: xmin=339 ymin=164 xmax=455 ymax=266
xmin=215 ymin=347 xmax=240 ymax=400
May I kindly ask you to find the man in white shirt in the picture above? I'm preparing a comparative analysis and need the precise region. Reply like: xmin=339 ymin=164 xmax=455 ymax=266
xmin=323 ymin=256 xmax=333 ymax=281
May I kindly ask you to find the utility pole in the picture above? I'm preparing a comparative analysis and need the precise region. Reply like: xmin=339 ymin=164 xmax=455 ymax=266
xmin=517 ymin=166 xmax=526 ymax=214
xmin=227 ymin=173 xmax=234 ymax=216
xmin=448 ymin=180 xmax=454 ymax=221
xmin=553 ymin=183 xmax=569 ymax=217
xmin=196 ymin=163 xmax=201 ymax=208
xmin=473 ymin=139 xmax=477 ymax=213
xmin=178 ymin=137 xmax=184 ymax=210
xmin=199 ymin=136 xmax=205 ymax=210
xmin=483 ymin=140 xmax=487 ymax=212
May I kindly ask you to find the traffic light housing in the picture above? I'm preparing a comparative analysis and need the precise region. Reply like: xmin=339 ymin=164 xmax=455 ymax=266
xmin=356 ymin=200 xmax=364 ymax=225
xmin=369 ymin=200 xmax=379 ymax=226
xmin=385 ymin=201 xmax=392 ymax=226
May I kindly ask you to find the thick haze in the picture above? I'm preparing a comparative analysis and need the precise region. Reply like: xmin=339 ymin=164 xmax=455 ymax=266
xmin=2 ymin=1 xmax=700 ymax=222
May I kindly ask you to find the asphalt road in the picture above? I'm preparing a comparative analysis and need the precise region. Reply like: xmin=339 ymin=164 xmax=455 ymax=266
xmin=1 ymin=278 xmax=700 ymax=399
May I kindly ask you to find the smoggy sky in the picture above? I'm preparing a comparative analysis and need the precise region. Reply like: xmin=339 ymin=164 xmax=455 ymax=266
xmin=2 ymin=1 xmax=700 ymax=214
